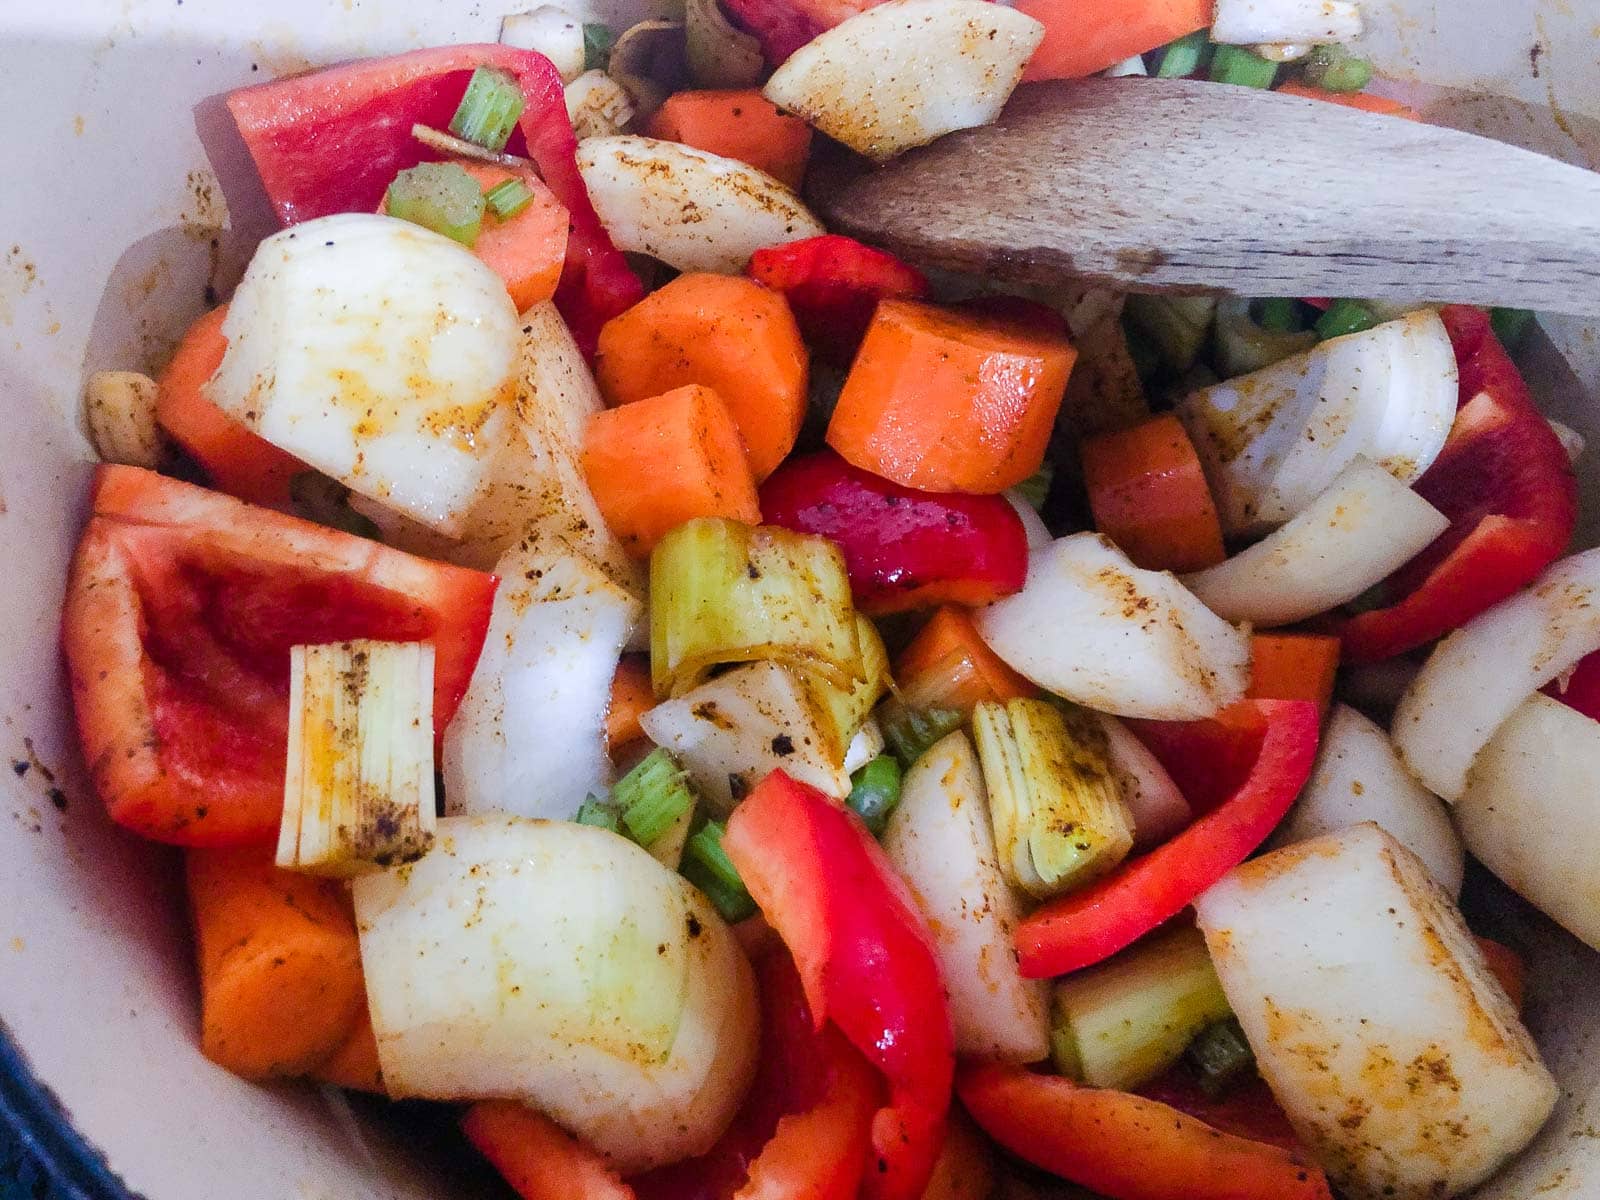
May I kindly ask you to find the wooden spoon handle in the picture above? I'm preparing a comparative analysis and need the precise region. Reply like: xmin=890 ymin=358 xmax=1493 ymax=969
xmin=821 ymin=78 xmax=1600 ymax=315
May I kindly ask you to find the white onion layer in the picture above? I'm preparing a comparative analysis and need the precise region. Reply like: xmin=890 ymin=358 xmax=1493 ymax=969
xmin=1098 ymin=714 xmax=1191 ymax=848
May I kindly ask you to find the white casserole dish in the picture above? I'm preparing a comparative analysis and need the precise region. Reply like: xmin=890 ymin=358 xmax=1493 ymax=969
xmin=1 ymin=1 xmax=1598 ymax=1196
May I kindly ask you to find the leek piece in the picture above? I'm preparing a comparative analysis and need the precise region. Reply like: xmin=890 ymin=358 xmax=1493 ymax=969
xmin=449 ymin=66 xmax=527 ymax=153
xmin=385 ymin=162 xmax=485 ymax=247
xmin=277 ymin=640 xmax=437 ymax=877
xmin=1491 ymin=306 xmax=1536 ymax=349
xmin=1013 ymin=463 xmax=1055 ymax=512
xmin=583 ymin=22 xmax=616 ymax=71
xmin=1300 ymin=43 xmax=1372 ymax=93
xmin=1315 ymin=298 xmax=1378 ymax=341
xmin=1156 ymin=30 xmax=1211 ymax=78
xmin=681 ymin=820 xmax=757 ymax=923
xmin=1049 ymin=926 xmax=1232 ymax=1090
xmin=650 ymin=518 xmax=863 ymax=698
xmin=877 ymin=696 xmax=966 ymax=768
xmin=1124 ymin=295 xmax=1216 ymax=372
xmin=805 ymin=613 xmax=890 ymax=760
xmin=1186 ymin=1016 xmax=1257 ymax=1097
xmin=847 ymin=754 xmax=903 ymax=837
xmin=575 ymin=795 xmax=622 ymax=832
xmin=973 ymin=698 xmax=1134 ymax=898
xmin=485 ymin=177 xmax=535 ymax=220
xmin=616 ymin=748 xmax=697 ymax=849
xmin=1208 ymin=45 xmax=1278 ymax=88
xmin=1213 ymin=298 xmax=1317 ymax=377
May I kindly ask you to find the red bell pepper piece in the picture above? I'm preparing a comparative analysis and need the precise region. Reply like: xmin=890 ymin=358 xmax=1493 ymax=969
xmin=632 ymin=948 xmax=879 ymax=1200
xmin=1335 ymin=305 xmax=1576 ymax=662
xmin=1015 ymin=700 xmax=1320 ymax=978
xmin=462 ymin=1101 xmax=637 ymax=1200
xmin=957 ymin=1064 xmax=1332 ymax=1200
xmin=747 ymin=235 xmax=928 ymax=363
xmin=1137 ymin=1068 xmax=1303 ymax=1154
xmin=723 ymin=772 xmax=955 ymax=1200
xmin=759 ymin=450 xmax=1028 ymax=615
xmin=1544 ymin=649 xmax=1600 ymax=723
xmin=720 ymin=0 xmax=888 ymax=64
xmin=225 ymin=45 xmax=641 ymax=350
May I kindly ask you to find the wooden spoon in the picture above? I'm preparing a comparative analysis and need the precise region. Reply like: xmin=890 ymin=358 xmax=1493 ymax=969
xmin=819 ymin=78 xmax=1600 ymax=314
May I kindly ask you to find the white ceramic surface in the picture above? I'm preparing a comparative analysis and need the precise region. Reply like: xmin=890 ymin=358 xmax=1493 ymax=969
xmin=2 ymin=2 xmax=1599 ymax=1197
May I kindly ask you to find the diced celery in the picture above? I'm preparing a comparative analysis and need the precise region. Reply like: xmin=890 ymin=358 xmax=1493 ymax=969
xmin=681 ymin=820 xmax=757 ymax=923
xmin=877 ymin=696 xmax=966 ymax=768
xmin=1300 ymin=44 xmax=1373 ymax=93
xmin=449 ymin=66 xmax=527 ymax=153
xmin=1186 ymin=1016 xmax=1257 ymax=1096
xmin=1156 ymin=30 xmax=1211 ymax=78
xmin=278 ymin=640 xmax=437 ymax=877
xmin=973 ymin=698 xmax=1134 ymax=898
xmin=575 ymin=795 xmax=622 ymax=832
xmin=1050 ymin=926 xmax=1233 ymax=1090
xmin=847 ymin=755 xmax=903 ymax=836
xmin=616 ymin=748 xmax=697 ymax=849
xmin=1124 ymin=295 xmax=1217 ymax=372
xmin=385 ymin=162 xmax=486 ymax=247
xmin=650 ymin=519 xmax=864 ymax=699
xmin=1213 ymin=298 xmax=1317 ymax=377
xmin=1315 ymin=298 xmax=1379 ymax=341
xmin=1209 ymin=45 xmax=1279 ymax=89
xmin=485 ymin=177 xmax=535 ymax=220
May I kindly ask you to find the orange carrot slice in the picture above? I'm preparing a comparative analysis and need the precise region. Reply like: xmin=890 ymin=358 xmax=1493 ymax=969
xmin=606 ymin=654 xmax=655 ymax=753
xmin=1080 ymin=414 xmax=1225 ymax=573
xmin=582 ymin=383 xmax=762 ymax=556
xmin=827 ymin=299 xmax=1075 ymax=494
xmin=895 ymin=606 xmax=1037 ymax=713
xmin=1275 ymin=83 xmax=1423 ymax=121
xmin=1245 ymin=633 xmax=1341 ymax=713
xmin=310 ymin=1003 xmax=385 ymax=1093
xmin=1475 ymin=936 xmax=1526 ymax=1012
xmin=646 ymin=89 xmax=813 ymax=190
xmin=594 ymin=274 xmax=808 ymax=481
xmin=1015 ymin=0 xmax=1212 ymax=81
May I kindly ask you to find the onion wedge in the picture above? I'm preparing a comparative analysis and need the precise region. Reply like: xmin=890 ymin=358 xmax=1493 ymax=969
xmin=1392 ymin=546 xmax=1600 ymax=800
xmin=1183 ymin=458 xmax=1449 ymax=628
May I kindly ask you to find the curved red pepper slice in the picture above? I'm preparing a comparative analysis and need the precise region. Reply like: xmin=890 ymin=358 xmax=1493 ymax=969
xmin=1544 ymin=649 xmax=1600 ymax=723
xmin=760 ymin=450 xmax=1028 ymax=615
xmin=747 ymin=235 xmax=927 ymax=363
xmin=1335 ymin=305 xmax=1576 ymax=662
xmin=225 ymin=45 xmax=641 ymax=349
xmin=1015 ymin=700 xmax=1320 ymax=978
xmin=724 ymin=771 xmax=955 ymax=1200
xmin=958 ymin=1064 xmax=1332 ymax=1200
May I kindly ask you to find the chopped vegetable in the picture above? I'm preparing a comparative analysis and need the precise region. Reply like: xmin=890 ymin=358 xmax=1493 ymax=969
xmin=680 ymin=820 xmax=757 ymax=923
xmin=1275 ymin=80 xmax=1421 ymax=119
xmin=762 ymin=0 xmax=1044 ymax=162
xmin=1245 ymin=632 xmax=1340 ymax=712
xmin=646 ymin=89 xmax=813 ymax=190
xmin=577 ymin=135 xmax=826 ymax=275
xmin=463 ymin=1101 xmax=637 ymax=1200
xmin=724 ymin=770 xmax=955 ymax=1200
xmin=154 ymin=306 xmax=307 ymax=508
xmin=449 ymin=66 xmax=529 ymax=152
xmin=827 ymin=298 xmax=1076 ymax=494
xmin=1080 ymin=414 xmax=1226 ymax=573
xmin=640 ymin=661 xmax=852 ymax=812
xmin=1476 ymin=937 xmax=1528 ymax=1013
xmin=1313 ymin=297 xmax=1378 ymax=340
xmin=1049 ymin=926 xmax=1231 ymax=1091
xmin=759 ymin=450 xmax=1029 ymax=614
xmin=605 ymin=656 xmax=655 ymax=754
xmin=484 ymin=176 xmax=534 ymax=219
xmin=976 ymin=534 xmax=1251 ymax=720
xmin=894 ymin=605 xmax=1037 ymax=715
xmin=1212 ymin=297 xmax=1317 ymax=377
xmin=958 ymin=1063 xmax=1333 ymax=1200
xmin=1457 ymin=694 xmax=1600 ymax=952
xmin=582 ymin=384 xmax=762 ymax=557
xmin=1272 ymin=703 xmax=1463 ymax=894
xmin=277 ymin=640 xmax=436 ymax=877
xmin=805 ymin=612 xmax=891 ymax=760
xmin=1098 ymin=713 xmax=1193 ymax=848
xmin=746 ymin=234 xmax=929 ymax=364
xmin=1123 ymin=295 xmax=1216 ymax=372
xmin=1491 ymin=305 xmax=1537 ymax=349
xmin=1016 ymin=0 xmax=1211 ymax=81
xmin=499 ymin=7 xmax=589 ymax=82
xmin=1017 ymin=699 xmax=1320 ymax=976
xmin=186 ymin=846 xmax=367 ymax=1080
xmin=1208 ymin=44 xmax=1278 ymax=87
xmin=595 ymin=273 xmax=808 ymax=481
xmin=584 ymin=22 xmax=616 ymax=70
xmin=1178 ymin=309 xmax=1458 ymax=537
xmin=606 ymin=20 xmax=691 ymax=121
xmin=877 ymin=700 xmax=967 ymax=768
xmin=845 ymin=754 xmax=903 ymax=835
xmin=882 ymin=731 xmax=1050 ymax=1062
xmin=565 ymin=69 xmax=635 ymax=139
xmin=614 ymin=747 xmax=697 ymax=853
xmin=1194 ymin=823 xmax=1557 ymax=1200
xmin=1156 ymin=29 xmax=1212 ymax=77
xmin=353 ymin=815 xmax=759 ymax=1172
xmin=62 ymin=466 xmax=495 ymax=846
xmin=1184 ymin=1018 xmax=1256 ymax=1097
xmin=575 ymin=795 xmax=623 ymax=831
xmin=1183 ymin=458 xmax=1450 ymax=627
xmin=1335 ymin=305 xmax=1578 ymax=662
xmin=310 ymin=1004 xmax=385 ymax=1094
xmin=1296 ymin=41 xmax=1372 ymax=91
xmin=1392 ymin=546 xmax=1600 ymax=800
xmin=650 ymin=518 xmax=861 ymax=698
xmin=1210 ymin=0 xmax=1362 ymax=45
xmin=684 ymin=0 xmax=766 ymax=88
xmin=84 ymin=370 xmax=167 ymax=470
xmin=385 ymin=160 xmax=487 ymax=245
xmin=974 ymin=698 xmax=1135 ymax=898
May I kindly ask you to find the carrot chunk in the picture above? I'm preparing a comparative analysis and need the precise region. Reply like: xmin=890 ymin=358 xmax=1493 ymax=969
xmin=1080 ymin=414 xmax=1225 ymax=573
xmin=894 ymin=605 xmax=1037 ymax=713
xmin=1474 ymin=936 xmax=1527 ymax=1012
xmin=1275 ymin=83 xmax=1423 ymax=120
xmin=826 ymin=299 xmax=1075 ymax=494
xmin=1245 ymin=633 xmax=1341 ymax=713
xmin=595 ymin=274 xmax=808 ymax=481
xmin=582 ymin=383 xmax=762 ymax=555
xmin=646 ymin=89 xmax=813 ymax=190
xmin=1015 ymin=0 xmax=1212 ymax=81
xmin=186 ymin=846 xmax=365 ymax=1080
xmin=606 ymin=654 xmax=655 ymax=753
xmin=310 ymin=1003 xmax=385 ymax=1093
